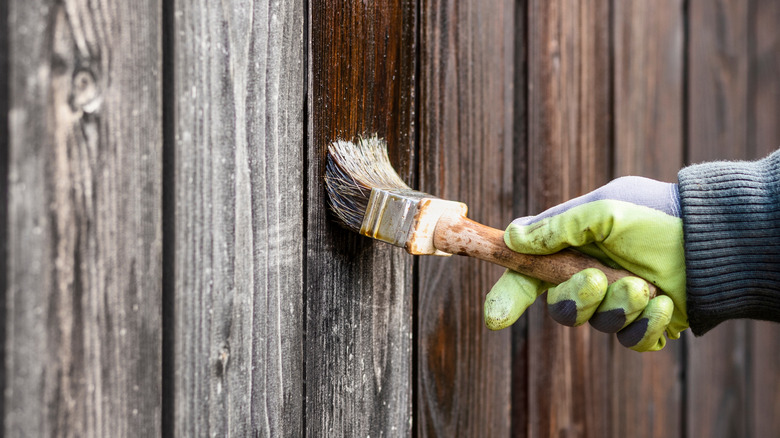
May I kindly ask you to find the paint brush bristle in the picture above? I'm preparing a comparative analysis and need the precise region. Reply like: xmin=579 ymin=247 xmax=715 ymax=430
xmin=325 ymin=136 xmax=411 ymax=232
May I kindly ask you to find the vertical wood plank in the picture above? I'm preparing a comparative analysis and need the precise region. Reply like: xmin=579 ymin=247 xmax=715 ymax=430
xmin=172 ymin=0 xmax=305 ymax=436
xmin=306 ymin=1 xmax=416 ymax=436
xmin=0 ymin=0 xmax=8 ymax=424
xmin=526 ymin=1 xmax=612 ymax=436
xmin=416 ymin=0 xmax=515 ymax=435
xmin=687 ymin=1 xmax=750 ymax=437
xmin=749 ymin=0 xmax=780 ymax=158
xmin=612 ymin=1 xmax=685 ymax=437
xmin=613 ymin=0 xmax=685 ymax=183
xmin=511 ymin=0 xmax=530 ymax=434
xmin=748 ymin=0 xmax=780 ymax=435
xmin=749 ymin=324 xmax=780 ymax=436
xmin=5 ymin=1 xmax=162 ymax=436
xmin=688 ymin=0 xmax=748 ymax=165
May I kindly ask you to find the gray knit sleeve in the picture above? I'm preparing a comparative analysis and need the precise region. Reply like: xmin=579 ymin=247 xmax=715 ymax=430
xmin=678 ymin=150 xmax=780 ymax=335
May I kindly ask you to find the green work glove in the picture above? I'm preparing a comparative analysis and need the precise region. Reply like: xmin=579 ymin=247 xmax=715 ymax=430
xmin=484 ymin=176 xmax=688 ymax=352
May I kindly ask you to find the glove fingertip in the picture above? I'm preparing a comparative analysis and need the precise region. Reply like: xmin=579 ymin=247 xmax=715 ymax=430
xmin=484 ymin=292 xmax=523 ymax=330
xmin=617 ymin=317 xmax=649 ymax=349
xmin=617 ymin=318 xmax=667 ymax=352
xmin=548 ymin=298 xmax=578 ymax=327
xmin=590 ymin=308 xmax=626 ymax=333
xmin=617 ymin=296 xmax=674 ymax=352
xmin=591 ymin=276 xmax=650 ymax=333
xmin=546 ymin=269 xmax=608 ymax=327
xmin=484 ymin=271 xmax=540 ymax=330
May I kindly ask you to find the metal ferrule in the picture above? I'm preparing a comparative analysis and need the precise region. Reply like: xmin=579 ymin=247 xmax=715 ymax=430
xmin=360 ymin=188 xmax=468 ymax=256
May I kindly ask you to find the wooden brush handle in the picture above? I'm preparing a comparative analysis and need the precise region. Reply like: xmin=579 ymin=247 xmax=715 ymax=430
xmin=433 ymin=212 xmax=659 ymax=298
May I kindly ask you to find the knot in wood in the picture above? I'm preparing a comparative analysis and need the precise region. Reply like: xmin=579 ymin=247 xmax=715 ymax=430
xmin=70 ymin=69 xmax=102 ymax=113
xmin=213 ymin=341 xmax=230 ymax=378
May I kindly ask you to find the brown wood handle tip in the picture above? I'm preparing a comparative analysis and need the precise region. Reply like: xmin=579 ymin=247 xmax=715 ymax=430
xmin=432 ymin=213 xmax=659 ymax=298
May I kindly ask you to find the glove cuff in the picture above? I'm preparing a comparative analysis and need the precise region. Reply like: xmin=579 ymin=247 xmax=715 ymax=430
xmin=678 ymin=150 xmax=780 ymax=335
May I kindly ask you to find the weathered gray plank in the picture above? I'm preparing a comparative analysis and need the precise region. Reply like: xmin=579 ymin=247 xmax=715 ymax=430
xmin=5 ymin=0 xmax=162 ymax=436
xmin=416 ymin=0 xmax=515 ymax=435
xmin=611 ymin=2 xmax=685 ymax=437
xmin=526 ymin=1 xmax=612 ymax=436
xmin=306 ymin=1 xmax=416 ymax=436
xmin=687 ymin=1 xmax=750 ymax=437
xmin=172 ymin=0 xmax=305 ymax=436
xmin=0 ymin=0 xmax=8 ymax=426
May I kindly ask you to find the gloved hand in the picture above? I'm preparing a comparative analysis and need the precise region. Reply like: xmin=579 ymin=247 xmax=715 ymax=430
xmin=484 ymin=176 xmax=688 ymax=352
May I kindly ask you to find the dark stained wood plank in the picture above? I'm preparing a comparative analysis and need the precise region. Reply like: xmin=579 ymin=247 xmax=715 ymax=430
xmin=511 ymin=1 xmax=529 ymax=434
xmin=748 ymin=1 xmax=780 ymax=435
xmin=749 ymin=323 xmax=780 ymax=436
xmin=171 ymin=0 xmax=305 ymax=436
xmin=613 ymin=0 xmax=685 ymax=184
xmin=611 ymin=2 xmax=685 ymax=438
xmin=416 ymin=0 xmax=515 ymax=435
xmin=686 ymin=324 xmax=748 ymax=438
xmin=306 ymin=1 xmax=416 ymax=436
xmin=4 ymin=1 xmax=162 ymax=436
xmin=526 ymin=1 xmax=612 ymax=436
xmin=749 ymin=1 xmax=780 ymax=157
xmin=688 ymin=0 xmax=748 ymax=164
xmin=687 ymin=1 xmax=750 ymax=437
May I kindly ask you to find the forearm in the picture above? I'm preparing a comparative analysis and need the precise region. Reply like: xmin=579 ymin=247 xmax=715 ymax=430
xmin=678 ymin=150 xmax=780 ymax=335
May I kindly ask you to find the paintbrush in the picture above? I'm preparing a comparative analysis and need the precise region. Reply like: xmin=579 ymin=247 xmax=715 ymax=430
xmin=325 ymin=136 xmax=658 ymax=297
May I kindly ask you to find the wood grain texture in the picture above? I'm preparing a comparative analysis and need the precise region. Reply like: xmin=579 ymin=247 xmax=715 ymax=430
xmin=687 ymin=2 xmax=751 ymax=437
xmin=613 ymin=0 xmax=684 ymax=184
xmin=417 ymin=0 xmax=515 ymax=435
xmin=526 ymin=1 xmax=612 ymax=436
xmin=0 ymin=0 xmax=8 ymax=426
xmin=688 ymin=0 xmax=748 ymax=164
xmin=687 ymin=1 xmax=751 ymax=437
xmin=748 ymin=1 xmax=780 ymax=435
xmin=749 ymin=0 xmax=780 ymax=158
xmin=510 ymin=2 xmax=529 ymax=433
xmin=307 ymin=1 xmax=416 ymax=436
xmin=611 ymin=2 xmax=685 ymax=437
xmin=750 ymin=323 xmax=780 ymax=436
xmin=5 ymin=0 xmax=162 ymax=436
xmin=171 ymin=0 xmax=304 ymax=436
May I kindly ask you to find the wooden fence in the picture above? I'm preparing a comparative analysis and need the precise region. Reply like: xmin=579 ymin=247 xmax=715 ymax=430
xmin=2 ymin=0 xmax=779 ymax=436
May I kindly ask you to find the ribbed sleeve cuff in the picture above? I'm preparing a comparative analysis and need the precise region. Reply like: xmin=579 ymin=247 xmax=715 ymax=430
xmin=678 ymin=150 xmax=780 ymax=335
